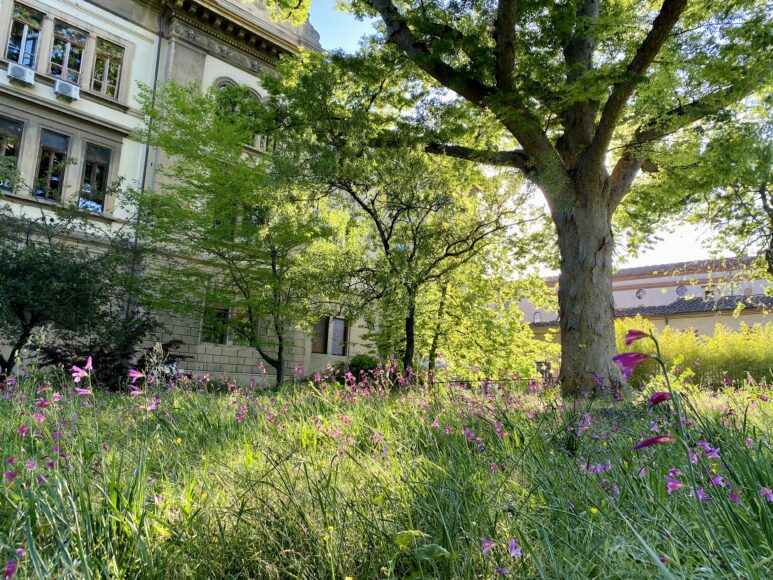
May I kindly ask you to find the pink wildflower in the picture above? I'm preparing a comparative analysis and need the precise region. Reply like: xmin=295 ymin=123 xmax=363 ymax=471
xmin=74 ymin=387 xmax=92 ymax=397
xmin=649 ymin=392 xmax=672 ymax=406
xmin=624 ymin=329 xmax=650 ymax=346
xmin=760 ymin=487 xmax=773 ymax=502
xmin=633 ymin=435 xmax=675 ymax=450
xmin=480 ymin=538 xmax=495 ymax=556
xmin=666 ymin=477 xmax=685 ymax=495
xmin=71 ymin=365 xmax=88 ymax=383
xmin=17 ymin=425 xmax=27 ymax=437
xmin=509 ymin=538 xmax=522 ymax=558
xmin=4 ymin=560 xmax=17 ymax=579
xmin=85 ymin=356 xmax=93 ymax=372
xmin=128 ymin=369 xmax=144 ymax=384
xmin=612 ymin=352 xmax=651 ymax=380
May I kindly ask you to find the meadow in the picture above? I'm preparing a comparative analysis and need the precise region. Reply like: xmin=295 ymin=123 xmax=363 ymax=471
xmin=1 ymin=357 xmax=772 ymax=579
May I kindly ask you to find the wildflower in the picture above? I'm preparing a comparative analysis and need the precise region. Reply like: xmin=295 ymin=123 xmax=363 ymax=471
xmin=71 ymin=365 xmax=89 ymax=383
xmin=694 ymin=488 xmax=712 ymax=502
xmin=589 ymin=507 xmax=598 ymax=515
xmin=25 ymin=460 xmax=35 ymax=472
xmin=489 ymin=463 xmax=499 ymax=473
xmin=577 ymin=413 xmax=592 ymax=434
xmin=760 ymin=487 xmax=773 ymax=502
xmin=17 ymin=425 xmax=27 ymax=437
xmin=649 ymin=392 xmax=672 ymax=407
xmin=612 ymin=352 xmax=651 ymax=380
xmin=633 ymin=435 xmax=675 ymax=450
xmin=74 ymin=387 xmax=92 ymax=397
xmin=146 ymin=399 xmax=159 ymax=411
xmin=175 ymin=438 xmax=182 ymax=445
xmin=495 ymin=568 xmax=510 ymax=575
xmin=728 ymin=492 xmax=742 ymax=505
xmin=33 ymin=413 xmax=44 ymax=423
xmin=5 ymin=458 xmax=15 ymax=465
xmin=624 ymin=329 xmax=650 ymax=346
xmin=745 ymin=438 xmax=753 ymax=447
xmin=509 ymin=538 xmax=522 ymax=558
xmin=13 ymin=549 xmax=23 ymax=559
xmin=668 ymin=468 xmax=682 ymax=477
xmin=128 ymin=369 xmax=144 ymax=384
xmin=4 ymin=560 xmax=17 ymax=579
xmin=480 ymin=538 xmax=495 ymax=556
xmin=236 ymin=412 xmax=246 ymax=422
xmin=666 ymin=477 xmax=685 ymax=495
xmin=130 ymin=388 xmax=143 ymax=398
xmin=710 ymin=475 xmax=725 ymax=487
xmin=689 ymin=450 xmax=698 ymax=464
xmin=52 ymin=392 xmax=63 ymax=402
xmin=463 ymin=428 xmax=476 ymax=441
xmin=4 ymin=471 xmax=18 ymax=482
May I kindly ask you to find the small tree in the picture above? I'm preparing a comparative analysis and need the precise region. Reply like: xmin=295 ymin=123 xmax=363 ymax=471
xmin=138 ymin=83 xmax=350 ymax=383
xmin=0 ymin=204 xmax=146 ymax=377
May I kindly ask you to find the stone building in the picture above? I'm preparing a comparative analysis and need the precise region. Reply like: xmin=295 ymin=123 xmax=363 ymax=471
xmin=524 ymin=257 xmax=772 ymax=340
xmin=0 ymin=0 xmax=370 ymax=382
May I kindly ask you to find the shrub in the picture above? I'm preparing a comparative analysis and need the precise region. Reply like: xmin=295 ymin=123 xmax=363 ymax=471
xmin=615 ymin=316 xmax=773 ymax=386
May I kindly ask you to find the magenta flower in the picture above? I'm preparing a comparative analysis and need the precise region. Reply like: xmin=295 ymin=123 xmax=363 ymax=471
xmin=130 ymin=388 xmax=143 ymax=398
xmin=612 ymin=352 xmax=651 ymax=380
xmin=146 ymin=399 xmax=159 ymax=411
xmin=760 ymin=487 xmax=773 ymax=502
xmin=729 ymin=492 xmax=742 ymax=505
xmin=74 ymin=387 xmax=92 ymax=397
xmin=4 ymin=560 xmax=17 ymax=579
xmin=633 ymin=435 xmax=675 ymax=450
xmin=13 ymin=549 xmax=23 ymax=559
xmin=71 ymin=365 xmax=88 ymax=383
xmin=480 ymin=538 xmax=495 ymax=556
xmin=694 ymin=488 xmax=712 ymax=502
xmin=128 ymin=369 xmax=144 ymax=384
xmin=495 ymin=568 xmax=510 ymax=575
xmin=624 ymin=329 xmax=650 ymax=346
xmin=666 ymin=477 xmax=685 ymax=495
xmin=509 ymin=538 xmax=522 ymax=558
xmin=4 ymin=471 xmax=18 ymax=483
xmin=85 ymin=356 xmax=93 ymax=372
xmin=17 ymin=425 xmax=27 ymax=437
xmin=25 ymin=460 xmax=35 ymax=472
xmin=649 ymin=392 xmax=672 ymax=406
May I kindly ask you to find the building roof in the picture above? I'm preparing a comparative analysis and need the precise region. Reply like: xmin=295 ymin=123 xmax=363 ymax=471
xmin=532 ymin=294 xmax=773 ymax=327
xmin=544 ymin=256 xmax=758 ymax=285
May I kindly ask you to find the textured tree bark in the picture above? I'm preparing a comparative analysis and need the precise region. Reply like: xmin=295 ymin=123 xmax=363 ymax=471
xmin=427 ymin=282 xmax=448 ymax=375
xmin=553 ymin=187 xmax=622 ymax=397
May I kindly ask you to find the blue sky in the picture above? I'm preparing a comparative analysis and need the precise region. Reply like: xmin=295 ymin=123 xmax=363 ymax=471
xmin=309 ymin=0 xmax=376 ymax=53
xmin=305 ymin=1 xmax=714 ymax=267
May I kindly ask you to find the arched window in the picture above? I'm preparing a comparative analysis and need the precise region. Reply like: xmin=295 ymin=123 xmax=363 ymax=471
xmin=533 ymin=312 xmax=542 ymax=323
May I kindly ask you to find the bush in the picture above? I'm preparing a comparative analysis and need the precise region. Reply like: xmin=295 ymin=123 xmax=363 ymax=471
xmin=615 ymin=316 xmax=773 ymax=386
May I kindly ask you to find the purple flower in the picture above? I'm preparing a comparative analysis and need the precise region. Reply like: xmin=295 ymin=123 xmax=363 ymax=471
xmin=74 ymin=387 xmax=92 ymax=397
xmin=624 ymin=329 xmax=650 ymax=346
xmin=744 ymin=438 xmax=753 ymax=447
xmin=694 ymin=488 xmax=712 ymax=502
xmin=480 ymin=538 xmax=495 ymax=556
xmin=509 ymin=537 xmax=522 ymax=558
xmin=666 ymin=477 xmax=685 ymax=495
xmin=612 ymin=352 xmax=651 ymax=380
xmin=495 ymin=568 xmax=510 ymax=575
xmin=633 ymin=435 xmax=675 ymax=450
xmin=25 ymin=460 xmax=36 ymax=472
xmin=4 ymin=560 xmax=17 ymax=579
xmin=85 ymin=356 xmax=93 ymax=372
xmin=710 ymin=475 xmax=725 ymax=487
xmin=728 ymin=492 xmax=742 ymax=505
xmin=668 ymin=468 xmax=682 ymax=477
xmin=760 ymin=487 xmax=773 ymax=502
xmin=71 ymin=365 xmax=88 ymax=383
xmin=13 ymin=549 xmax=23 ymax=559
xmin=128 ymin=369 xmax=144 ymax=384
xmin=649 ymin=392 xmax=672 ymax=406
xmin=17 ymin=425 xmax=27 ymax=437
xmin=4 ymin=471 xmax=18 ymax=483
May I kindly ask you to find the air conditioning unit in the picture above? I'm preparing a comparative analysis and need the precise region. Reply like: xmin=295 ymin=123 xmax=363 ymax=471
xmin=54 ymin=79 xmax=80 ymax=101
xmin=7 ymin=63 xmax=35 ymax=86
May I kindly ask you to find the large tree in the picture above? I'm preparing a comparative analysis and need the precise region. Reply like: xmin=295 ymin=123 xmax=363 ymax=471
xmin=261 ymin=0 xmax=772 ymax=395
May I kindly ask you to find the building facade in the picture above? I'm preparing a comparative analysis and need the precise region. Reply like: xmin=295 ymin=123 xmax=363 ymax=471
xmin=0 ymin=0 xmax=370 ymax=382
xmin=524 ymin=257 xmax=772 ymax=340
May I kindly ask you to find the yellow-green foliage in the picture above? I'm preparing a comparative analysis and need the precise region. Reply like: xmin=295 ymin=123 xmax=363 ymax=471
xmin=615 ymin=316 xmax=773 ymax=386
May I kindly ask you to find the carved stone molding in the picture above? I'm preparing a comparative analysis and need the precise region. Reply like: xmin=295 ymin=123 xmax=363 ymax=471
xmin=170 ymin=17 xmax=278 ymax=75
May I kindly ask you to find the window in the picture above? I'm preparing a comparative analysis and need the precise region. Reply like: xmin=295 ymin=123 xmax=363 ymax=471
xmin=703 ymin=285 xmax=717 ymax=300
xmin=91 ymin=39 xmax=123 ymax=97
xmin=0 ymin=116 xmax=23 ymax=192
xmin=6 ymin=3 xmax=43 ymax=68
xmin=49 ymin=22 xmax=87 ymax=84
xmin=331 ymin=318 xmax=348 ymax=356
xmin=35 ymin=130 xmax=69 ymax=200
xmin=676 ymin=284 xmax=687 ymax=297
xmin=311 ymin=317 xmax=328 ymax=354
xmin=78 ymin=143 xmax=111 ymax=212
xmin=533 ymin=312 xmax=542 ymax=323
xmin=201 ymin=305 xmax=229 ymax=345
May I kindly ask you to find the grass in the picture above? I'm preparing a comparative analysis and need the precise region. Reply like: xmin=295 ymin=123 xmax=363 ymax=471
xmin=1 ymin=365 xmax=772 ymax=579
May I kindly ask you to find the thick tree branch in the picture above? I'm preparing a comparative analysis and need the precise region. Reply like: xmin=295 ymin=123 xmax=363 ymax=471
xmin=369 ymin=0 xmax=495 ymax=105
xmin=424 ymin=143 xmax=531 ymax=172
xmin=494 ymin=0 xmax=517 ymax=92
xmin=585 ymin=0 xmax=687 ymax=168
xmin=610 ymin=82 xmax=760 ymax=207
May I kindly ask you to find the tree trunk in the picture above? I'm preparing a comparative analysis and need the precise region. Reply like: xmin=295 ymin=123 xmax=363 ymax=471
xmin=0 ymin=324 xmax=34 ymax=376
xmin=553 ymin=191 xmax=622 ymax=397
xmin=403 ymin=293 xmax=416 ymax=373
xmin=427 ymin=282 xmax=448 ymax=376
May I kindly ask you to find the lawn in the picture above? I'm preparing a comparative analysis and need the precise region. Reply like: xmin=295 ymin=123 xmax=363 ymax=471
xmin=1 ymin=363 xmax=771 ymax=579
